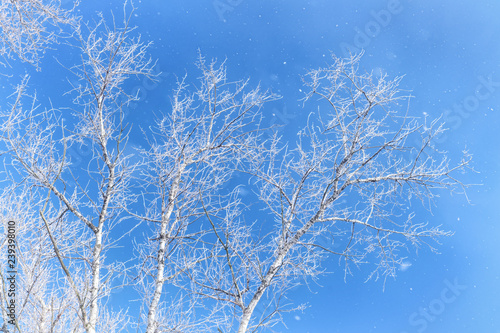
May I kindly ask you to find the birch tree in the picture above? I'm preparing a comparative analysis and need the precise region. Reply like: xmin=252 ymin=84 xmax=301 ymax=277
xmin=130 ymin=55 xmax=278 ymax=333
xmin=186 ymin=52 xmax=472 ymax=332
xmin=0 ymin=3 xmax=154 ymax=332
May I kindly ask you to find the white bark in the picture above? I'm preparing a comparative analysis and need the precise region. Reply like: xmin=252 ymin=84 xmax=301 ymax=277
xmin=145 ymin=172 xmax=181 ymax=333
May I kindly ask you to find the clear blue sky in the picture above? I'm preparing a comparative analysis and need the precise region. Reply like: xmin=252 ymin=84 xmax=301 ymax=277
xmin=18 ymin=0 xmax=500 ymax=332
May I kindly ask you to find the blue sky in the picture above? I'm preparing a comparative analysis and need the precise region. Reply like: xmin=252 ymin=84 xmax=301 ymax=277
xmin=12 ymin=0 xmax=500 ymax=332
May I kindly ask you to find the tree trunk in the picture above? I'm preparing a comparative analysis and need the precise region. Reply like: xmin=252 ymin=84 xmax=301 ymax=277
xmin=236 ymin=254 xmax=285 ymax=333
xmin=146 ymin=172 xmax=182 ymax=333
xmin=86 ymin=227 xmax=102 ymax=333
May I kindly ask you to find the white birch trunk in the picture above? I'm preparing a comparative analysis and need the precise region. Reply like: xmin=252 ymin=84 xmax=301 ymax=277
xmin=237 ymin=212 xmax=321 ymax=333
xmin=86 ymin=136 xmax=114 ymax=333
xmin=86 ymin=229 xmax=102 ymax=333
xmin=146 ymin=172 xmax=182 ymax=333
xmin=236 ymin=252 xmax=286 ymax=333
